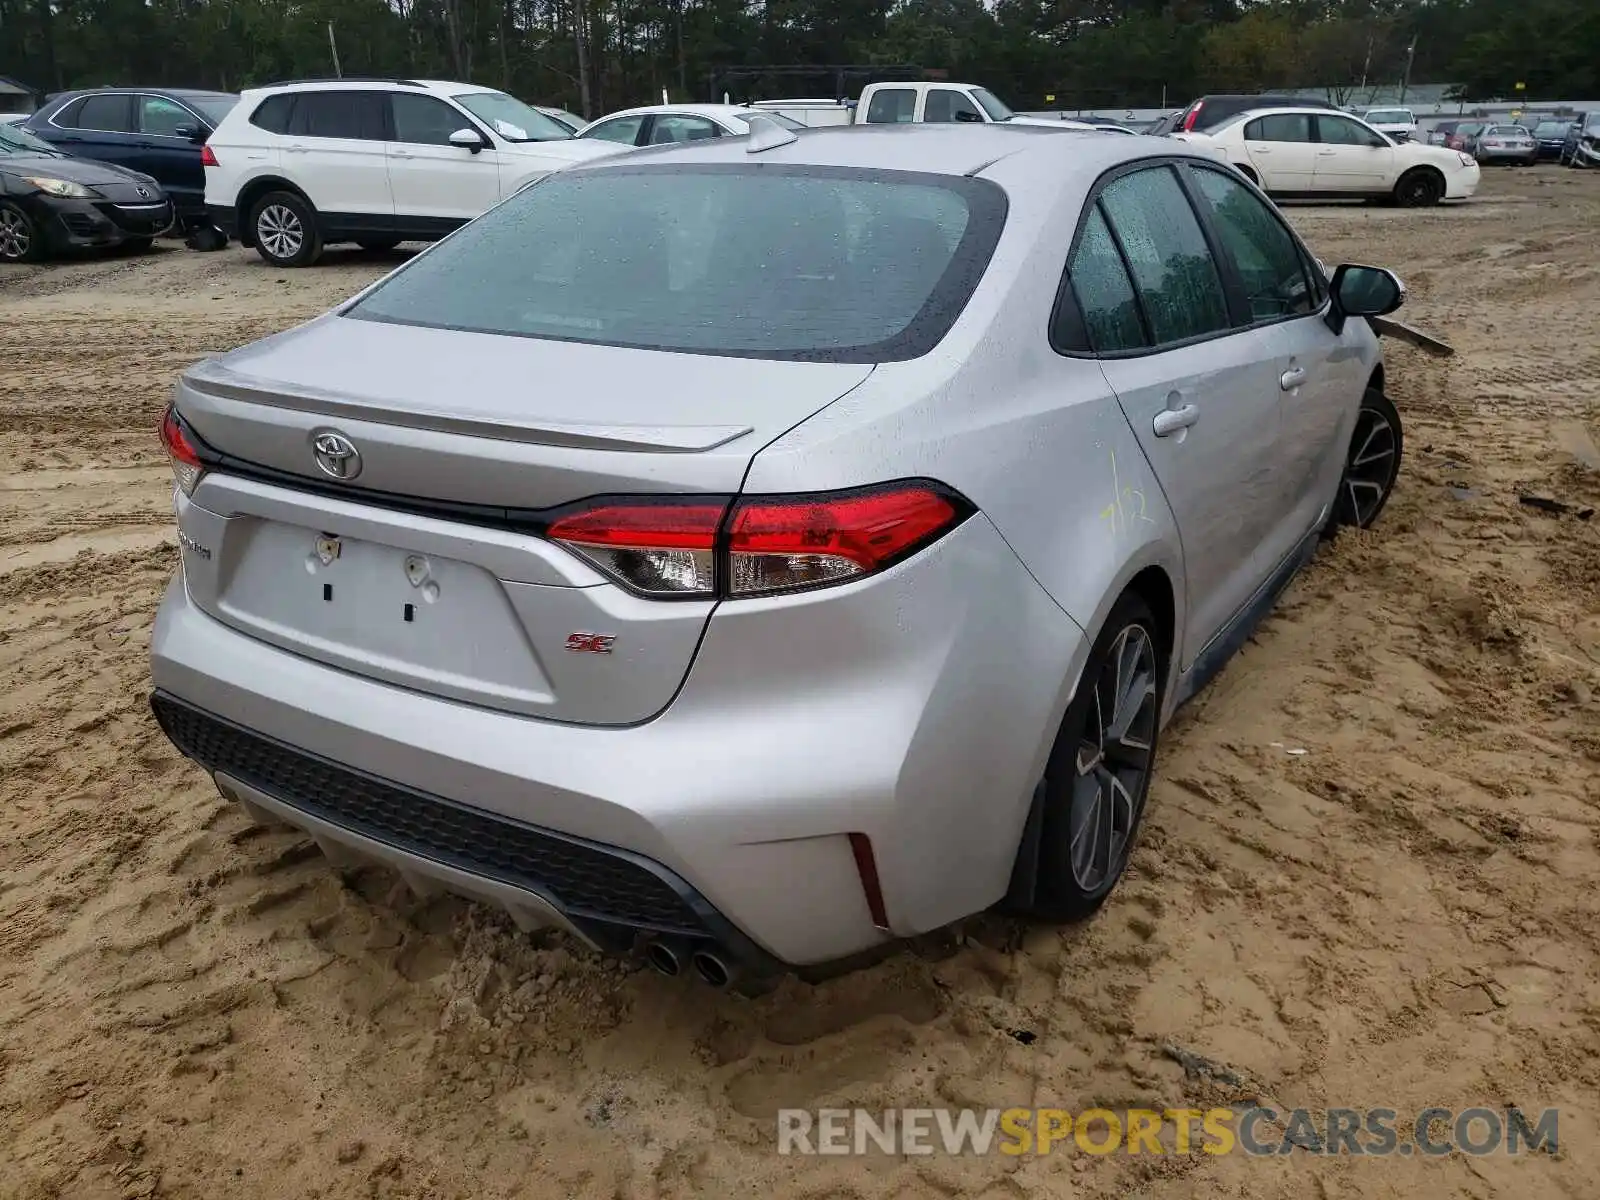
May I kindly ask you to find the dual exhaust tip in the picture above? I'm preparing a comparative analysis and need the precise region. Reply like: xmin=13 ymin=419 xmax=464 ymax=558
xmin=644 ymin=939 xmax=734 ymax=988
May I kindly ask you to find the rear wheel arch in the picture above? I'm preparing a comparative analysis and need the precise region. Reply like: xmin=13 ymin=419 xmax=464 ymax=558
xmin=1233 ymin=162 xmax=1259 ymax=186
xmin=235 ymin=176 xmax=314 ymax=247
xmin=1125 ymin=565 xmax=1176 ymax=675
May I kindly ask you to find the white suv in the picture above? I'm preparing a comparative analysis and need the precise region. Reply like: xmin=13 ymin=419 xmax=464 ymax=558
xmin=203 ymin=78 xmax=625 ymax=267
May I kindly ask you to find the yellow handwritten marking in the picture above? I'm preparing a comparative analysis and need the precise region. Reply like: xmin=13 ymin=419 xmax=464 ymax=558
xmin=1101 ymin=449 xmax=1156 ymax=536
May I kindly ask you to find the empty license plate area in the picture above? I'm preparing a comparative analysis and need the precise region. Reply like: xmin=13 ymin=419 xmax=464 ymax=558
xmin=215 ymin=517 xmax=555 ymax=710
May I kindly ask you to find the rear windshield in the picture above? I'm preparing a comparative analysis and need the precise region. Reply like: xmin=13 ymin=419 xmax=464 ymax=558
xmin=1364 ymin=110 xmax=1412 ymax=124
xmin=345 ymin=164 xmax=1007 ymax=363
xmin=1487 ymin=125 xmax=1525 ymax=136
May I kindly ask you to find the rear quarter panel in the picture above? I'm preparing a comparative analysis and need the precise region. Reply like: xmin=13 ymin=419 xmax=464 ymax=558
xmin=743 ymin=147 xmax=1187 ymax=708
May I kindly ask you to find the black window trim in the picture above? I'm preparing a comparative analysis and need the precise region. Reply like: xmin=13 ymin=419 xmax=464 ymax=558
xmin=343 ymin=161 xmax=1011 ymax=365
xmin=1049 ymin=154 xmax=1329 ymax=361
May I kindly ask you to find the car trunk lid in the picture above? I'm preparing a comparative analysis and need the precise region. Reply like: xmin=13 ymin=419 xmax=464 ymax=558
xmin=172 ymin=315 xmax=874 ymax=725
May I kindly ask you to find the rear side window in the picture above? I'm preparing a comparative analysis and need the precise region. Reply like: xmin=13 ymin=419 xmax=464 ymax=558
xmin=67 ymin=93 xmax=133 ymax=133
xmin=345 ymin=165 xmax=1007 ymax=363
xmin=250 ymin=94 xmax=296 ymax=134
xmin=865 ymin=89 xmax=916 ymax=124
xmin=1189 ymin=166 xmax=1316 ymax=321
xmin=287 ymin=91 xmax=387 ymax=140
xmin=1061 ymin=207 xmax=1145 ymax=353
xmin=1098 ymin=166 xmax=1229 ymax=346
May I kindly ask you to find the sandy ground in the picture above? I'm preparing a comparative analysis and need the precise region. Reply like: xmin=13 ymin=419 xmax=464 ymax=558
xmin=2 ymin=169 xmax=1599 ymax=1200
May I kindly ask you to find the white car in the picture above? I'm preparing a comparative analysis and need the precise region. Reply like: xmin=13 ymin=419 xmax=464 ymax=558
xmin=1178 ymin=106 xmax=1479 ymax=206
xmin=576 ymin=103 xmax=806 ymax=146
xmin=203 ymin=78 xmax=627 ymax=267
xmin=1362 ymin=107 xmax=1418 ymax=142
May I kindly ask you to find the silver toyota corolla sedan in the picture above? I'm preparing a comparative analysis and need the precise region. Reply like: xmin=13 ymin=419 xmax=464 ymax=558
xmin=151 ymin=121 xmax=1408 ymax=990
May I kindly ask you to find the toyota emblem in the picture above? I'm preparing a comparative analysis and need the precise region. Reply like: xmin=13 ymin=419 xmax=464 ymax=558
xmin=136 ymin=185 xmax=150 ymax=199
xmin=311 ymin=430 xmax=362 ymax=481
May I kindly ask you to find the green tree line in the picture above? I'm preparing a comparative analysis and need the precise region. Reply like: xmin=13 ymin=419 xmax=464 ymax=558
xmin=2 ymin=0 xmax=1596 ymax=119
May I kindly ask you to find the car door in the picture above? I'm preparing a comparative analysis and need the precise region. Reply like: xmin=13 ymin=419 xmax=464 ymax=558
xmin=43 ymin=93 xmax=140 ymax=172
xmin=134 ymin=94 xmax=207 ymax=212
xmin=922 ymin=87 xmax=985 ymax=124
xmin=283 ymin=90 xmax=393 ymax=227
xmin=1311 ymin=113 xmax=1396 ymax=192
xmin=386 ymin=92 xmax=503 ymax=229
xmin=1238 ymin=112 xmax=1317 ymax=191
xmin=1082 ymin=163 xmax=1285 ymax=660
xmin=1184 ymin=162 xmax=1361 ymax=557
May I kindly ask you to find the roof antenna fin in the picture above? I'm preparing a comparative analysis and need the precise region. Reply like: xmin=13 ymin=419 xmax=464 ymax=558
xmin=745 ymin=114 xmax=800 ymax=153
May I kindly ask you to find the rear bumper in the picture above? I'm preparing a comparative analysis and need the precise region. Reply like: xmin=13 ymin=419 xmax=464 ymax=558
xmin=206 ymin=203 xmax=238 ymax=238
xmin=150 ymin=513 xmax=1087 ymax=968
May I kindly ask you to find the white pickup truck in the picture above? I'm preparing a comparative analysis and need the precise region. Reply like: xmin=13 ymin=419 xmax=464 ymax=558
xmin=747 ymin=82 xmax=1092 ymax=130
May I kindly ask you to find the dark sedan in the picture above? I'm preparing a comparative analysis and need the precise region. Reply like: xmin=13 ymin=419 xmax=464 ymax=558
xmin=20 ymin=87 xmax=237 ymax=229
xmin=0 ymin=120 xmax=174 ymax=262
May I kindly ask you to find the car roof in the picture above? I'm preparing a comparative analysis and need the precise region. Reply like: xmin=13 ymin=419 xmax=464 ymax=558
xmin=566 ymin=121 xmax=1210 ymax=184
xmin=589 ymin=103 xmax=761 ymax=121
xmin=45 ymin=85 xmax=236 ymax=101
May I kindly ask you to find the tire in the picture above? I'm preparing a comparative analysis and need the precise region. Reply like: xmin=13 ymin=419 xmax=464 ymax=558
xmin=1393 ymin=168 xmax=1444 ymax=207
xmin=1005 ymin=593 xmax=1165 ymax=922
xmin=0 ymin=200 xmax=44 ymax=263
xmin=250 ymin=190 xmax=322 ymax=267
xmin=355 ymin=237 xmax=402 ymax=253
xmin=1332 ymin=387 xmax=1404 ymax=532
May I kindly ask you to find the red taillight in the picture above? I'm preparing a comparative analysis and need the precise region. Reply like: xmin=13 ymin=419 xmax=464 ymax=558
xmin=544 ymin=482 xmax=968 ymax=600
xmin=1182 ymin=103 xmax=1202 ymax=132
xmin=200 ymin=144 xmax=219 ymax=167
xmin=160 ymin=404 xmax=204 ymax=496
xmin=726 ymin=485 xmax=960 ymax=597
xmin=546 ymin=499 xmax=725 ymax=596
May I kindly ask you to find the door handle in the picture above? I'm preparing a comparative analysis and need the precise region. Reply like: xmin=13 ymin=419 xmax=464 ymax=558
xmin=1317 ymin=149 xmax=1337 ymax=156
xmin=286 ymin=143 xmax=309 ymax=153
xmin=391 ymin=149 xmax=413 ymax=159
xmin=1280 ymin=367 xmax=1307 ymax=391
xmin=1252 ymin=146 xmax=1272 ymax=153
xmin=1152 ymin=404 xmax=1200 ymax=438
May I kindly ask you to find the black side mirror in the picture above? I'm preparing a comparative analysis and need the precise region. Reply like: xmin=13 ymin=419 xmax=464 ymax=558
xmin=1325 ymin=263 xmax=1406 ymax=334
xmin=449 ymin=128 xmax=487 ymax=153
xmin=954 ymin=109 xmax=984 ymax=123
xmin=174 ymin=124 xmax=204 ymax=143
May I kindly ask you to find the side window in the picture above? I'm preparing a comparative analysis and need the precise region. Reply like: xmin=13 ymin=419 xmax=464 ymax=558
xmin=1244 ymin=113 xmax=1312 ymax=143
xmin=583 ymin=115 xmax=644 ymax=145
xmin=864 ymin=89 xmax=916 ymax=124
xmin=1317 ymin=115 xmax=1387 ymax=148
xmin=1189 ymin=167 xmax=1316 ymax=321
xmin=139 ymin=96 xmax=194 ymax=136
xmin=1060 ymin=206 xmax=1146 ymax=353
xmin=924 ymin=89 xmax=983 ymax=124
xmin=1098 ymin=166 xmax=1230 ymax=346
xmin=648 ymin=115 xmax=721 ymax=144
xmin=70 ymin=94 xmax=134 ymax=133
xmin=288 ymin=91 xmax=386 ymax=140
xmin=391 ymin=93 xmax=473 ymax=146
xmin=249 ymin=94 xmax=296 ymax=134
